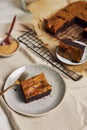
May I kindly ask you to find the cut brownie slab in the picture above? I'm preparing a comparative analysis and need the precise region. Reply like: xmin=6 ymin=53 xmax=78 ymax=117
xmin=44 ymin=17 xmax=65 ymax=35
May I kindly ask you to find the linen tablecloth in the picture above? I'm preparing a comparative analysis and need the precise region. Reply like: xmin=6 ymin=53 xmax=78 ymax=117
xmin=0 ymin=0 xmax=87 ymax=130
xmin=1 ymin=44 xmax=87 ymax=130
xmin=0 ymin=44 xmax=85 ymax=130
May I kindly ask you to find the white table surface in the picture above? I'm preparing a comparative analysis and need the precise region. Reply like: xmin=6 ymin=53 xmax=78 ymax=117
xmin=0 ymin=0 xmax=33 ymax=130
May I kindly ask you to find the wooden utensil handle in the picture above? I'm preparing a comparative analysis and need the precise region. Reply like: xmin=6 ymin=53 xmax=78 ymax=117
xmin=7 ymin=15 xmax=16 ymax=38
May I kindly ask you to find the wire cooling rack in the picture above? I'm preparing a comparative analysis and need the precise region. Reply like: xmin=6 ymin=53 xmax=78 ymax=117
xmin=18 ymin=29 xmax=82 ymax=81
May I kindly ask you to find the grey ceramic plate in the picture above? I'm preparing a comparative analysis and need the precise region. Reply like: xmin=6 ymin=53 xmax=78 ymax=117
xmin=3 ymin=64 xmax=66 ymax=117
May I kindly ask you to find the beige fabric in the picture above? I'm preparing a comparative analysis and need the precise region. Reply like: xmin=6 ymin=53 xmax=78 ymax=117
xmin=0 ymin=42 xmax=87 ymax=130
xmin=0 ymin=39 xmax=83 ymax=130
xmin=0 ymin=22 xmax=86 ymax=130
xmin=0 ymin=0 xmax=87 ymax=130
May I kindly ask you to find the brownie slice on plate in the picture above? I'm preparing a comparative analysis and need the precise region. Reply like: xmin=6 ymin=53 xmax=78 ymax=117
xmin=21 ymin=73 xmax=52 ymax=103
xmin=58 ymin=39 xmax=85 ymax=63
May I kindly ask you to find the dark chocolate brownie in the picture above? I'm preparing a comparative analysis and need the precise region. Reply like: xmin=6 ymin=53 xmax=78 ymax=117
xmin=58 ymin=38 xmax=85 ymax=63
xmin=44 ymin=1 xmax=87 ymax=35
xmin=21 ymin=73 xmax=52 ymax=103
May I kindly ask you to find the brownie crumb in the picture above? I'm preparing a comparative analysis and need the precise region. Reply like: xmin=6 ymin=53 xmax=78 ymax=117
xmin=13 ymin=88 xmax=18 ymax=91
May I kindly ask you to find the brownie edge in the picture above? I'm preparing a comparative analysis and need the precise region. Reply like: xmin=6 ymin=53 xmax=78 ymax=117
xmin=24 ymin=90 xmax=51 ymax=103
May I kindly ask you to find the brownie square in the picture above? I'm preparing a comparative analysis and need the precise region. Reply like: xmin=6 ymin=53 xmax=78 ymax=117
xmin=21 ymin=73 xmax=52 ymax=103
xmin=58 ymin=39 xmax=85 ymax=63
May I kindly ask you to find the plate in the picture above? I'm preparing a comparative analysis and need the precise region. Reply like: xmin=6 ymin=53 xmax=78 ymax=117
xmin=0 ymin=37 xmax=20 ymax=57
xmin=3 ymin=64 xmax=66 ymax=117
xmin=56 ymin=41 xmax=87 ymax=66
